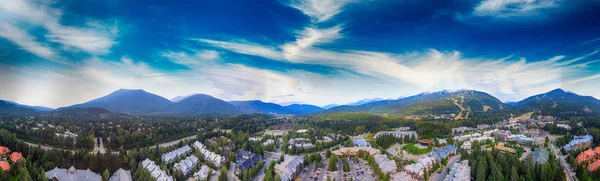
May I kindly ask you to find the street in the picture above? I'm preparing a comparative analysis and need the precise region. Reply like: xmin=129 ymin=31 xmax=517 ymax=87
xmin=548 ymin=134 xmax=578 ymax=181
xmin=429 ymin=155 xmax=461 ymax=181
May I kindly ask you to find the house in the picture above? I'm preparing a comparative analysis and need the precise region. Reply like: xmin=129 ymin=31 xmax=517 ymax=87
xmin=374 ymin=154 xmax=397 ymax=173
xmin=557 ymin=124 xmax=572 ymax=130
xmin=194 ymin=165 xmax=210 ymax=181
xmin=431 ymin=145 xmax=456 ymax=161
xmin=0 ymin=161 xmax=9 ymax=172
xmin=493 ymin=130 xmax=512 ymax=141
xmin=263 ymin=139 xmax=275 ymax=145
xmin=235 ymin=150 xmax=262 ymax=175
xmin=175 ymin=155 xmax=199 ymax=175
xmin=461 ymin=141 xmax=472 ymax=151
xmin=0 ymin=146 xmax=10 ymax=156
xmin=193 ymin=141 xmax=225 ymax=167
xmin=248 ymin=137 xmax=262 ymax=142
xmin=418 ymin=139 xmax=434 ymax=146
xmin=108 ymin=168 xmax=132 ymax=181
xmin=296 ymin=129 xmax=309 ymax=133
xmin=576 ymin=146 xmax=600 ymax=163
xmin=589 ymin=160 xmax=600 ymax=172
xmin=275 ymin=155 xmax=304 ymax=181
xmin=404 ymin=156 xmax=437 ymax=178
xmin=352 ymin=139 xmax=371 ymax=147
xmin=10 ymin=152 xmax=23 ymax=163
xmin=161 ymin=145 xmax=192 ymax=163
xmin=531 ymin=148 xmax=549 ymax=164
xmin=445 ymin=160 xmax=470 ymax=181
xmin=564 ymin=135 xmax=593 ymax=152
xmin=436 ymin=139 xmax=448 ymax=146
xmin=45 ymin=166 xmax=102 ymax=181
xmin=142 ymin=158 xmax=173 ymax=181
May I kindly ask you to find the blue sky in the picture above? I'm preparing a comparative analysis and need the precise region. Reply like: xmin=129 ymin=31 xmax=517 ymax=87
xmin=1 ymin=0 xmax=600 ymax=108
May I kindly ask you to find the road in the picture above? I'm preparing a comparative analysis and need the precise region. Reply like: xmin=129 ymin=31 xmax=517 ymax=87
xmin=429 ymin=155 xmax=461 ymax=181
xmin=153 ymin=135 xmax=197 ymax=149
xmin=91 ymin=137 xmax=106 ymax=154
xmin=548 ymin=134 xmax=578 ymax=181
xmin=254 ymin=152 xmax=281 ymax=181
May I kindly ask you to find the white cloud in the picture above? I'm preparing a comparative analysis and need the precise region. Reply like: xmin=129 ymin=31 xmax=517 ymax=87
xmin=0 ymin=23 xmax=69 ymax=65
xmin=285 ymin=0 xmax=353 ymax=22
xmin=473 ymin=0 xmax=558 ymax=18
xmin=45 ymin=21 xmax=119 ymax=54
xmin=283 ymin=25 xmax=343 ymax=60
xmin=0 ymin=0 xmax=119 ymax=60
xmin=193 ymin=39 xmax=284 ymax=60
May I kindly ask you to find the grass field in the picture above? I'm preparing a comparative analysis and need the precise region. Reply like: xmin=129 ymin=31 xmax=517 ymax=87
xmin=402 ymin=144 xmax=432 ymax=155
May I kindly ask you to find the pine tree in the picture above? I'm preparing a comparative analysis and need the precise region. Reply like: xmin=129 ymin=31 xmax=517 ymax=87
xmin=103 ymin=169 xmax=110 ymax=181
xmin=510 ymin=166 xmax=518 ymax=181
xmin=477 ymin=160 xmax=487 ymax=181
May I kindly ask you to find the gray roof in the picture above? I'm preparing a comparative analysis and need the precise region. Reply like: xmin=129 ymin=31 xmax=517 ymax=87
xmin=46 ymin=166 xmax=102 ymax=181
xmin=109 ymin=168 xmax=132 ymax=181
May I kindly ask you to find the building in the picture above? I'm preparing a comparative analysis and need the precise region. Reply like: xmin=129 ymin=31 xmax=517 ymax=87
xmin=493 ymin=130 xmax=512 ymax=141
xmin=431 ymin=145 xmax=457 ymax=161
xmin=444 ymin=160 xmax=470 ymax=181
xmin=161 ymin=145 xmax=192 ymax=163
xmin=531 ymin=148 xmax=550 ymax=164
xmin=0 ymin=146 xmax=9 ymax=156
xmin=374 ymin=154 xmax=397 ymax=173
xmin=452 ymin=133 xmax=482 ymax=142
xmin=0 ymin=161 xmax=9 ymax=172
xmin=418 ymin=139 xmax=434 ymax=146
xmin=175 ymin=155 xmax=199 ymax=175
xmin=275 ymin=155 xmax=304 ymax=181
xmin=589 ymin=160 xmax=600 ymax=172
xmin=404 ymin=156 xmax=437 ymax=178
xmin=557 ymin=124 xmax=572 ymax=130
xmin=193 ymin=141 xmax=225 ymax=167
xmin=296 ymin=129 xmax=309 ymax=133
xmin=142 ymin=158 xmax=173 ymax=181
xmin=564 ymin=135 xmax=593 ymax=152
xmin=487 ymin=143 xmax=516 ymax=154
xmin=235 ymin=150 xmax=262 ymax=175
xmin=576 ymin=146 xmax=600 ymax=163
xmin=374 ymin=128 xmax=418 ymax=140
xmin=436 ymin=138 xmax=448 ymax=146
xmin=10 ymin=152 xmax=23 ymax=163
xmin=194 ymin=165 xmax=210 ymax=181
xmin=248 ymin=137 xmax=262 ymax=142
xmin=352 ymin=139 xmax=371 ymax=147
xmin=392 ymin=171 xmax=417 ymax=181
xmin=332 ymin=147 xmax=380 ymax=156
xmin=264 ymin=130 xmax=289 ymax=136
xmin=452 ymin=127 xmax=476 ymax=133
xmin=263 ymin=139 xmax=275 ymax=145
xmin=46 ymin=166 xmax=102 ymax=181
xmin=461 ymin=141 xmax=472 ymax=151
xmin=108 ymin=168 xmax=132 ymax=181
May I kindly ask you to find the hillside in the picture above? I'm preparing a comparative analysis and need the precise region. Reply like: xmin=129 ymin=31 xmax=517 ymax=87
xmin=283 ymin=104 xmax=323 ymax=114
xmin=59 ymin=89 xmax=172 ymax=114
xmin=229 ymin=100 xmax=293 ymax=114
xmin=514 ymin=88 xmax=600 ymax=116
xmin=0 ymin=100 xmax=38 ymax=114
xmin=326 ymin=90 xmax=506 ymax=118
xmin=162 ymin=94 xmax=241 ymax=115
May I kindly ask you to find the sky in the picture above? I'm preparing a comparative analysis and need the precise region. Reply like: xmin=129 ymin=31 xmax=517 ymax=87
xmin=1 ymin=0 xmax=600 ymax=108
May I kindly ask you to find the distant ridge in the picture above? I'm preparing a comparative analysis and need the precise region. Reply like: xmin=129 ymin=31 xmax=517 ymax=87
xmin=58 ymin=89 xmax=172 ymax=114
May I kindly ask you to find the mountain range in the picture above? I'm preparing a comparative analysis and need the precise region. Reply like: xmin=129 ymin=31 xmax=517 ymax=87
xmin=2 ymin=88 xmax=599 ymax=117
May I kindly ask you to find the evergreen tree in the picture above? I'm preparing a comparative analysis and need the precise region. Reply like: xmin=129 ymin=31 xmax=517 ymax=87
xmin=477 ymin=159 xmax=487 ymax=181
xmin=103 ymin=169 xmax=110 ymax=181
xmin=510 ymin=166 xmax=518 ymax=181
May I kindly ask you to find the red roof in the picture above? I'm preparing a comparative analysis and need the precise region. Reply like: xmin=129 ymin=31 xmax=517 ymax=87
xmin=10 ymin=152 xmax=22 ymax=163
xmin=589 ymin=160 xmax=600 ymax=171
xmin=0 ymin=146 xmax=9 ymax=155
xmin=0 ymin=161 xmax=9 ymax=172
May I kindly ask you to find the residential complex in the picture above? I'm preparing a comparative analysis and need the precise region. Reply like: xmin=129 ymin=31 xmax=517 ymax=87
xmin=161 ymin=145 xmax=192 ymax=163
xmin=193 ymin=141 xmax=225 ymax=167
xmin=142 ymin=158 xmax=173 ymax=181
xmin=275 ymin=155 xmax=304 ymax=181
xmin=45 ymin=166 xmax=102 ymax=181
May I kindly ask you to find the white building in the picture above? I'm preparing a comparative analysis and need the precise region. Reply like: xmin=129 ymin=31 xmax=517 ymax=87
xmin=141 ymin=158 xmax=173 ymax=181
xmin=194 ymin=165 xmax=210 ymax=181
xmin=444 ymin=160 xmax=470 ymax=181
xmin=174 ymin=155 xmax=199 ymax=175
xmin=193 ymin=141 xmax=225 ymax=167
xmin=161 ymin=145 xmax=192 ymax=163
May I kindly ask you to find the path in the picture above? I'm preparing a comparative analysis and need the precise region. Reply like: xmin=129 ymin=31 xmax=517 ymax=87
xmin=548 ymin=134 xmax=578 ymax=181
xmin=153 ymin=135 xmax=197 ymax=149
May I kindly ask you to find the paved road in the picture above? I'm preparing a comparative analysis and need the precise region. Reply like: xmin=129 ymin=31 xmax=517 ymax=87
xmin=154 ymin=135 xmax=197 ymax=149
xmin=429 ymin=155 xmax=461 ymax=181
xmin=92 ymin=137 xmax=106 ymax=153
xmin=254 ymin=152 xmax=281 ymax=181
xmin=548 ymin=134 xmax=578 ymax=181
xmin=229 ymin=162 xmax=239 ymax=181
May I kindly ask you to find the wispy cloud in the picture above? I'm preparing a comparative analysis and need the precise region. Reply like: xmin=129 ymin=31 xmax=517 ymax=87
xmin=473 ymin=0 xmax=559 ymax=18
xmin=0 ymin=23 xmax=69 ymax=65
xmin=284 ymin=0 xmax=353 ymax=23
xmin=0 ymin=0 xmax=120 ymax=62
